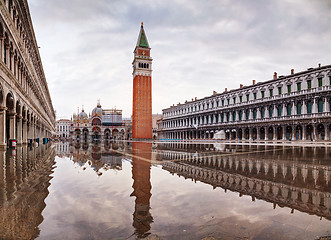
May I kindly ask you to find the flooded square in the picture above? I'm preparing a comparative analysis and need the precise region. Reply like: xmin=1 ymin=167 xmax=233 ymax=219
xmin=1 ymin=142 xmax=331 ymax=239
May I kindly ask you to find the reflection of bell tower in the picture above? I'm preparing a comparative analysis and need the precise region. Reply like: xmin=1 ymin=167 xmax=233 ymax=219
xmin=132 ymin=22 xmax=153 ymax=139
xmin=130 ymin=142 xmax=153 ymax=238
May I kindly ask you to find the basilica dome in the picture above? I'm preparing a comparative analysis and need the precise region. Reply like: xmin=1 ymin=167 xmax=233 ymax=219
xmin=92 ymin=103 xmax=103 ymax=117
xmin=78 ymin=109 xmax=88 ymax=119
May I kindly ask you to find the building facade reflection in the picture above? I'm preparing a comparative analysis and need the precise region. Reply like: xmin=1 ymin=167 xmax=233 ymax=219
xmin=158 ymin=143 xmax=331 ymax=220
xmin=131 ymin=142 xmax=153 ymax=238
xmin=0 ymin=144 xmax=55 ymax=239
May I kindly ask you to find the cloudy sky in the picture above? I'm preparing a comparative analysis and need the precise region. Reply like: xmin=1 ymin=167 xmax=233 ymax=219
xmin=28 ymin=0 xmax=331 ymax=119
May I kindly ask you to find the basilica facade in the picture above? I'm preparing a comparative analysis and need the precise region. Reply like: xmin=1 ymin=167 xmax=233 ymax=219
xmin=162 ymin=64 xmax=331 ymax=141
xmin=70 ymin=102 xmax=129 ymax=142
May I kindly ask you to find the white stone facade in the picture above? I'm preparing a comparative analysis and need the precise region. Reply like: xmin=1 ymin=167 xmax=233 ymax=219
xmin=56 ymin=119 xmax=71 ymax=138
xmin=0 ymin=0 xmax=55 ymax=148
xmin=162 ymin=65 xmax=331 ymax=141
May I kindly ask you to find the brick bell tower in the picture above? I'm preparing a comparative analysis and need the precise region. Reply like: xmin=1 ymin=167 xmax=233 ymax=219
xmin=132 ymin=22 xmax=152 ymax=139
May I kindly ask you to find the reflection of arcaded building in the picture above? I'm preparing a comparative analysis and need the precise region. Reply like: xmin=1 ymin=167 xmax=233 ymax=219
xmin=0 ymin=145 xmax=55 ymax=239
xmin=131 ymin=142 xmax=153 ymax=238
xmin=159 ymin=143 xmax=331 ymax=220
xmin=70 ymin=101 xmax=129 ymax=142
xmin=162 ymin=65 xmax=331 ymax=141
xmin=0 ymin=0 xmax=55 ymax=148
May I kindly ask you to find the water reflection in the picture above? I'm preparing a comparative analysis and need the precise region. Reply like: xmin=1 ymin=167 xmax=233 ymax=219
xmin=158 ymin=143 xmax=331 ymax=221
xmin=0 ymin=144 xmax=55 ymax=239
xmin=49 ymin=141 xmax=331 ymax=239
xmin=131 ymin=142 xmax=153 ymax=238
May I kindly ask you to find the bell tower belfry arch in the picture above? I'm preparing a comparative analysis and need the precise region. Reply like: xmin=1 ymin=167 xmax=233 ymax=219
xmin=132 ymin=22 xmax=152 ymax=139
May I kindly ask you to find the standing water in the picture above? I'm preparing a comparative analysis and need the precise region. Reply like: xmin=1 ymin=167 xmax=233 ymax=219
xmin=1 ymin=142 xmax=331 ymax=239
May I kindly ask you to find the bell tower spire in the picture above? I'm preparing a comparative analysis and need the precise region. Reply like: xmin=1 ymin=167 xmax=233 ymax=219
xmin=132 ymin=23 xmax=153 ymax=139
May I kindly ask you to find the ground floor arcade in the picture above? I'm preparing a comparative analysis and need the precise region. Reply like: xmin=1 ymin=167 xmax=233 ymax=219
xmin=163 ymin=121 xmax=331 ymax=141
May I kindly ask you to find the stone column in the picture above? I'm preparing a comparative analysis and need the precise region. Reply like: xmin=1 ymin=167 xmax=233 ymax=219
xmin=292 ymin=101 xmax=296 ymax=115
xmin=312 ymin=98 xmax=317 ymax=114
xmin=9 ymin=113 xmax=16 ymax=140
xmin=325 ymin=124 xmax=330 ymax=141
xmin=257 ymin=128 xmax=261 ymax=140
xmin=282 ymin=125 xmax=286 ymax=140
xmin=257 ymin=108 xmax=261 ymax=119
xmin=324 ymin=97 xmax=329 ymax=113
xmin=282 ymin=103 xmax=286 ymax=117
xmin=249 ymin=109 xmax=252 ymax=120
xmin=302 ymin=125 xmax=306 ymax=140
xmin=16 ymin=117 xmax=22 ymax=144
xmin=264 ymin=127 xmax=267 ymax=140
xmin=273 ymin=105 xmax=277 ymax=118
xmin=249 ymin=128 xmax=253 ymax=141
xmin=291 ymin=125 xmax=296 ymax=140
xmin=22 ymin=119 xmax=28 ymax=144
xmin=273 ymin=126 xmax=277 ymax=140
xmin=235 ymin=111 xmax=239 ymax=122
xmin=0 ymin=108 xmax=6 ymax=148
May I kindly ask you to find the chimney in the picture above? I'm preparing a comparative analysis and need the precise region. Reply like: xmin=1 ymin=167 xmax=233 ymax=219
xmin=318 ymin=63 xmax=321 ymax=68
xmin=252 ymin=80 xmax=256 ymax=85
xmin=291 ymin=69 xmax=294 ymax=75
xmin=213 ymin=90 xmax=217 ymax=95
xmin=195 ymin=97 xmax=197 ymax=100
xmin=240 ymin=84 xmax=243 ymax=88
xmin=191 ymin=98 xmax=194 ymax=101
xmin=273 ymin=72 xmax=277 ymax=80
xmin=225 ymin=88 xmax=227 ymax=92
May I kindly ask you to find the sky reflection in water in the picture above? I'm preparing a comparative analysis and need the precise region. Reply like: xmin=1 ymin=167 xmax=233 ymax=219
xmin=1 ymin=142 xmax=331 ymax=239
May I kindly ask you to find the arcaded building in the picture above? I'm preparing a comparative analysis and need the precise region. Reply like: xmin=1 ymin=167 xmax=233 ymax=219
xmin=0 ymin=0 xmax=55 ymax=147
xmin=132 ymin=23 xmax=152 ymax=139
xmin=162 ymin=65 xmax=331 ymax=141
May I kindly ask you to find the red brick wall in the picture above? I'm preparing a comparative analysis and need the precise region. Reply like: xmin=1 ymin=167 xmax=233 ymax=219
xmin=132 ymin=75 xmax=152 ymax=139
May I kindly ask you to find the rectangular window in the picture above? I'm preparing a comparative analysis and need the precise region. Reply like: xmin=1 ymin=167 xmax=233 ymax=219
xmin=287 ymin=85 xmax=291 ymax=93
xmin=318 ymin=77 xmax=323 ymax=87
xmin=329 ymin=76 xmax=331 ymax=85
xmin=297 ymin=82 xmax=301 ymax=91
xmin=227 ymin=99 xmax=230 ymax=105
xmin=233 ymin=97 xmax=236 ymax=104
xmin=261 ymin=91 xmax=265 ymax=99
xmin=307 ymin=80 xmax=312 ymax=89
xmin=253 ymin=93 xmax=257 ymax=100
xmin=239 ymin=96 xmax=242 ymax=103
xmin=222 ymin=100 xmax=224 ymax=106
xmin=246 ymin=94 xmax=250 ymax=102
xmin=278 ymin=87 xmax=282 ymax=95
xmin=269 ymin=89 xmax=273 ymax=97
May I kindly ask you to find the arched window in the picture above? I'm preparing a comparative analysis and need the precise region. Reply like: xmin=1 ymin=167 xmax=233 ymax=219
xmin=253 ymin=108 xmax=257 ymax=119
xmin=239 ymin=110 xmax=242 ymax=121
xmin=245 ymin=110 xmax=249 ymax=120
xmin=232 ymin=111 xmax=236 ymax=121
xmin=307 ymin=100 xmax=313 ymax=114
xmin=277 ymin=105 xmax=282 ymax=117
xmin=287 ymin=104 xmax=292 ymax=116
xmin=92 ymin=118 xmax=101 ymax=126
xmin=226 ymin=112 xmax=230 ymax=122
xmin=318 ymin=99 xmax=324 ymax=113
xmin=261 ymin=108 xmax=265 ymax=119
xmin=297 ymin=102 xmax=302 ymax=115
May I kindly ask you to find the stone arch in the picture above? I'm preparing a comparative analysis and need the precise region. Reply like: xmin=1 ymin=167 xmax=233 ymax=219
xmin=104 ymin=128 xmax=111 ymax=140
xmin=276 ymin=125 xmax=282 ymax=140
xmin=295 ymin=125 xmax=303 ymax=140
xmin=316 ymin=124 xmax=325 ymax=140
xmin=252 ymin=128 xmax=257 ymax=140
xmin=6 ymin=92 xmax=15 ymax=112
xmin=120 ymin=129 xmax=125 ymax=139
xmin=260 ymin=127 xmax=265 ymax=140
xmin=306 ymin=124 xmax=313 ymax=140
xmin=112 ymin=129 xmax=119 ymax=140
xmin=285 ymin=125 xmax=292 ymax=140
xmin=83 ymin=128 xmax=89 ymax=141
xmin=0 ymin=83 xmax=4 ymax=107
xmin=268 ymin=126 xmax=273 ymax=140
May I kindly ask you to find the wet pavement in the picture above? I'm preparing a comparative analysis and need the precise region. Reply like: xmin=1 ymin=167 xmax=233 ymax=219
xmin=1 ymin=141 xmax=331 ymax=239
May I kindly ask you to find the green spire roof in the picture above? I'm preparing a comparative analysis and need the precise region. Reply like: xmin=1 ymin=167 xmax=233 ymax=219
xmin=139 ymin=31 xmax=149 ymax=48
